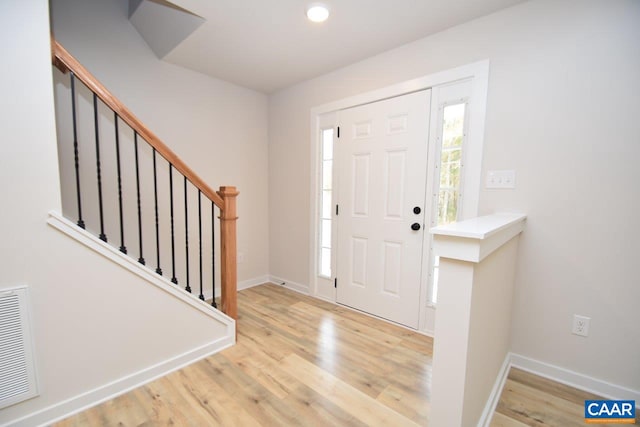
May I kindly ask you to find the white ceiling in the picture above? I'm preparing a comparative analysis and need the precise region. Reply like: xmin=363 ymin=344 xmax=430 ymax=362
xmin=149 ymin=0 xmax=527 ymax=93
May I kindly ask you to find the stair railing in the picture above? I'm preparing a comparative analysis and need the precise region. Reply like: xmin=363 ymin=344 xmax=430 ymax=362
xmin=51 ymin=39 xmax=237 ymax=319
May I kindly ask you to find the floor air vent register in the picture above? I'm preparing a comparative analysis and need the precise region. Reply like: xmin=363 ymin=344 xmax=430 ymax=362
xmin=0 ymin=286 xmax=38 ymax=409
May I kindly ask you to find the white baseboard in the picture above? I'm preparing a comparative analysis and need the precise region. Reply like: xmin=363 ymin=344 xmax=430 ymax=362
xmin=4 ymin=337 xmax=234 ymax=427
xmin=238 ymin=275 xmax=271 ymax=291
xmin=510 ymin=353 xmax=640 ymax=406
xmin=479 ymin=353 xmax=512 ymax=427
xmin=203 ymin=275 xmax=271 ymax=301
xmin=268 ymin=275 xmax=310 ymax=295
xmin=313 ymin=294 xmax=336 ymax=304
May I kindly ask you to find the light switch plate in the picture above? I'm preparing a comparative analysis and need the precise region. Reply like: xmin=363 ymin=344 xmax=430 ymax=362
xmin=486 ymin=170 xmax=516 ymax=189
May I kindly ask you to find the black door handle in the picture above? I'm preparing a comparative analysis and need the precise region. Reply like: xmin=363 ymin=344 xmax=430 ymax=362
xmin=411 ymin=222 xmax=421 ymax=231
xmin=413 ymin=207 xmax=421 ymax=214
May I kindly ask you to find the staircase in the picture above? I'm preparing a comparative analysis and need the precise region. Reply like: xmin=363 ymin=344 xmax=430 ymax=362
xmin=50 ymin=39 xmax=238 ymax=319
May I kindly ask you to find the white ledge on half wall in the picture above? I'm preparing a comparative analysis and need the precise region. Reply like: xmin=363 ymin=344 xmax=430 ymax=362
xmin=430 ymin=213 xmax=527 ymax=263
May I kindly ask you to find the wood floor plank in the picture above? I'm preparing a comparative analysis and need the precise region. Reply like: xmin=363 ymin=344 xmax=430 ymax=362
xmin=141 ymin=376 xmax=197 ymax=425
xmin=198 ymin=355 xmax=302 ymax=426
xmin=398 ymin=333 xmax=434 ymax=355
xmin=224 ymin=342 xmax=298 ymax=400
xmin=307 ymin=319 xmax=397 ymax=376
xmin=377 ymin=383 xmax=431 ymax=425
xmin=331 ymin=304 xmax=421 ymax=338
xmin=281 ymin=353 xmax=420 ymax=427
xmin=182 ymin=362 xmax=264 ymax=426
xmin=307 ymin=348 xmax=391 ymax=399
xmin=296 ymin=301 xmax=404 ymax=351
xmin=240 ymin=297 xmax=314 ymax=339
xmin=496 ymin=378 xmax=598 ymax=427
xmin=236 ymin=313 xmax=300 ymax=361
xmin=490 ymin=411 xmax=530 ymax=427
xmin=165 ymin=368 xmax=237 ymax=425
xmin=55 ymin=408 xmax=98 ymax=427
xmin=507 ymin=367 xmax=602 ymax=405
xmin=280 ymin=383 xmax=369 ymax=427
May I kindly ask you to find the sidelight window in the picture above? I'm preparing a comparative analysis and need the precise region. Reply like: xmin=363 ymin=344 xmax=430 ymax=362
xmin=437 ymin=103 xmax=465 ymax=226
xmin=319 ymin=128 xmax=334 ymax=278
xmin=432 ymin=102 xmax=467 ymax=303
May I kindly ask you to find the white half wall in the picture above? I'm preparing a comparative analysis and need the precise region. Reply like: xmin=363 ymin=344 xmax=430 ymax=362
xmin=268 ymin=0 xmax=640 ymax=392
xmin=430 ymin=214 xmax=522 ymax=426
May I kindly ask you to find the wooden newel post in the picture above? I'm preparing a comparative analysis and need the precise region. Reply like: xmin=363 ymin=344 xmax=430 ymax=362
xmin=218 ymin=186 xmax=239 ymax=320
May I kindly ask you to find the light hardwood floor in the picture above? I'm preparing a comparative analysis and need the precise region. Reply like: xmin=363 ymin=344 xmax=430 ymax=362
xmin=56 ymin=284 xmax=432 ymax=426
xmin=56 ymin=284 xmax=636 ymax=426
xmin=492 ymin=368 xmax=639 ymax=426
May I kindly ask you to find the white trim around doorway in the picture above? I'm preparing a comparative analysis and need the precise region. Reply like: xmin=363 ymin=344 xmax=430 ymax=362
xmin=309 ymin=60 xmax=490 ymax=333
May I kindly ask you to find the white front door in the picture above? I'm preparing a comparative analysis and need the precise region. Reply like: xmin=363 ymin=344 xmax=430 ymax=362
xmin=336 ymin=90 xmax=431 ymax=329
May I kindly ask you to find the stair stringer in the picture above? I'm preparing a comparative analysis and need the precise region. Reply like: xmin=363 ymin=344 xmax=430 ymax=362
xmin=47 ymin=211 xmax=234 ymax=327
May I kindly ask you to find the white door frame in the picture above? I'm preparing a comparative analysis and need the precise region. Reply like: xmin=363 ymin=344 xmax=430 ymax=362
xmin=309 ymin=60 xmax=490 ymax=333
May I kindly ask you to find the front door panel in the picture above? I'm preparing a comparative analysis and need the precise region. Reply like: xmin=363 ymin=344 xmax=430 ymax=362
xmin=336 ymin=90 xmax=431 ymax=329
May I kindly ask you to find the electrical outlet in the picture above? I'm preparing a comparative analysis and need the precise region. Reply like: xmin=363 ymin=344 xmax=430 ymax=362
xmin=572 ymin=315 xmax=590 ymax=337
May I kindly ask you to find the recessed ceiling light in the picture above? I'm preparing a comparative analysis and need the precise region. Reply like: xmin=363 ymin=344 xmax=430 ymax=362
xmin=306 ymin=4 xmax=330 ymax=23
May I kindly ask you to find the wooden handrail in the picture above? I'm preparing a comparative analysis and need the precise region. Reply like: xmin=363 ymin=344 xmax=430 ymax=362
xmin=51 ymin=39 xmax=224 ymax=208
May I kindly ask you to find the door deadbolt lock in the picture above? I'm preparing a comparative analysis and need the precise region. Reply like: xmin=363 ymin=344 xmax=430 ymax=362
xmin=413 ymin=207 xmax=421 ymax=214
xmin=411 ymin=222 xmax=421 ymax=231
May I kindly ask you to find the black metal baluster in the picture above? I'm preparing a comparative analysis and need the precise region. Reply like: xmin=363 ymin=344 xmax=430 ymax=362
xmin=211 ymin=200 xmax=216 ymax=308
xmin=184 ymin=177 xmax=191 ymax=293
xmin=169 ymin=164 xmax=178 ymax=284
xmin=198 ymin=190 xmax=204 ymax=301
xmin=114 ymin=114 xmax=126 ymax=254
xmin=134 ymin=132 xmax=145 ymax=265
xmin=93 ymin=93 xmax=107 ymax=242
xmin=153 ymin=149 xmax=162 ymax=275
xmin=69 ymin=73 xmax=85 ymax=229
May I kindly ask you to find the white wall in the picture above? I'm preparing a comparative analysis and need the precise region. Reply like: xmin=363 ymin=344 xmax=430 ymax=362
xmin=0 ymin=1 xmax=231 ymax=425
xmin=269 ymin=0 xmax=640 ymax=391
xmin=50 ymin=0 xmax=270 ymax=285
